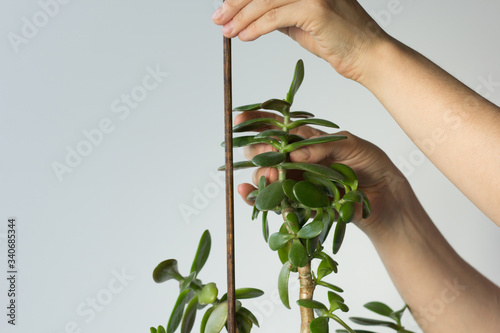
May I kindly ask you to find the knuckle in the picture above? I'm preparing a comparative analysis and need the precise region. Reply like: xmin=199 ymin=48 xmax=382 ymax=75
xmin=263 ymin=8 xmax=278 ymax=24
xmin=225 ymin=0 xmax=245 ymax=8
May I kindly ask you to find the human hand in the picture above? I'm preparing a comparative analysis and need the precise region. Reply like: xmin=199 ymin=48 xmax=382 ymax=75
xmin=211 ymin=0 xmax=390 ymax=82
xmin=235 ymin=111 xmax=414 ymax=237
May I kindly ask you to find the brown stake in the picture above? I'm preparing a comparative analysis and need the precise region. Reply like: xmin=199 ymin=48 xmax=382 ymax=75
xmin=223 ymin=26 xmax=236 ymax=333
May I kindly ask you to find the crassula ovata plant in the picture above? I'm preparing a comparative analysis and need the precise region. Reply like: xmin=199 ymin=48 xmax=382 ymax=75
xmin=150 ymin=60 xmax=415 ymax=333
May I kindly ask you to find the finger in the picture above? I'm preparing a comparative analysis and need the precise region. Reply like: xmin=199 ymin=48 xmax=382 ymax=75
xmin=237 ymin=183 xmax=257 ymax=206
xmin=252 ymin=167 xmax=279 ymax=185
xmin=212 ymin=0 xmax=252 ymax=25
xmin=243 ymin=142 xmax=275 ymax=160
xmin=236 ymin=1 xmax=304 ymax=41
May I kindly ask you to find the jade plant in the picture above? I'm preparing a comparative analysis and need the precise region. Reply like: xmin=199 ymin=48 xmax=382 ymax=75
xmin=151 ymin=60 xmax=415 ymax=333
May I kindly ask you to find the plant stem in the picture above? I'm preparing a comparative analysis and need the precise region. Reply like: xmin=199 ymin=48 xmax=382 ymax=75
xmin=298 ymin=262 xmax=315 ymax=333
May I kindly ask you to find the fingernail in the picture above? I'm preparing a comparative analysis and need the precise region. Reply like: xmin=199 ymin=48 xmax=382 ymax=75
xmin=212 ymin=7 xmax=222 ymax=20
xmin=222 ymin=20 xmax=233 ymax=34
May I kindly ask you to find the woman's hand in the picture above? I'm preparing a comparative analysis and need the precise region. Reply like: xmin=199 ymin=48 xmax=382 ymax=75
xmin=235 ymin=111 xmax=417 ymax=238
xmin=212 ymin=0 xmax=389 ymax=81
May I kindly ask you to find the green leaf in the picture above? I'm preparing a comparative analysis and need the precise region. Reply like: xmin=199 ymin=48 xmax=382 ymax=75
xmin=258 ymin=175 xmax=266 ymax=191
xmin=199 ymin=283 xmax=218 ymax=305
xmin=282 ymin=179 xmax=299 ymax=202
xmin=316 ymin=281 xmax=343 ymax=293
xmin=328 ymin=291 xmax=345 ymax=305
xmin=200 ymin=307 xmax=214 ymax=333
xmin=150 ymin=327 xmax=157 ymax=333
xmin=390 ymin=304 xmax=408 ymax=323
xmin=218 ymin=161 xmax=256 ymax=171
xmin=309 ymin=317 xmax=329 ymax=333
xmin=319 ymin=208 xmax=335 ymax=244
xmin=277 ymin=229 xmax=293 ymax=265
xmin=293 ymin=181 xmax=330 ymax=208
xmin=306 ymin=236 xmax=320 ymax=256
xmin=287 ymin=118 xmax=339 ymax=131
xmin=233 ymin=117 xmax=284 ymax=133
xmin=153 ymin=259 xmax=183 ymax=283
xmin=269 ymin=232 xmax=294 ymax=251
xmin=261 ymin=98 xmax=291 ymax=115
xmin=224 ymin=135 xmax=280 ymax=149
xmin=342 ymin=190 xmax=364 ymax=203
xmin=332 ymin=219 xmax=347 ymax=255
xmin=262 ymin=211 xmax=269 ymax=243
xmin=238 ymin=307 xmax=260 ymax=327
xmin=349 ymin=317 xmax=399 ymax=330
xmin=181 ymin=295 xmax=199 ymax=333
xmin=282 ymin=163 xmax=344 ymax=182
xmin=302 ymin=172 xmax=340 ymax=201
xmin=255 ymin=181 xmax=284 ymax=211
xmin=330 ymin=163 xmax=358 ymax=190
xmin=255 ymin=129 xmax=287 ymax=138
xmin=235 ymin=288 xmax=264 ymax=300
xmin=236 ymin=312 xmax=253 ymax=333
xmin=339 ymin=202 xmax=355 ymax=223
xmin=286 ymin=59 xmax=305 ymax=105
xmin=290 ymin=111 xmax=315 ymax=118
xmin=204 ymin=301 xmax=228 ymax=333
xmin=284 ymin=135 xmax=347 ymax=153
xmin=297 ymin=220 xmax=324 ymax=239
xmin=278 ymin=262 xmax=292 ymax=309
xmin=167 ymin=289 xmax=191 ymax=333
xmin=335 ymin=330 xmax=377 ymax=333
xmin=317 ymin=257 xmax=335 ymax=281
xmin=246 ymin=190 xmax=258 ymax=201
xmin=191 ymin=230 xmax=211 ymax=274
xmin=310 ymin=316 xmax=329 ymax=333
xmin=288 ymin=134 xmax=306 ymax=143
xmin=289 ymin=239 xmax=309 ymax=267
xmin=364 ymin=302 xmax=394 ymax=318
xmin=296 ymin=299 xmax=328 ymax=311
xmin=233 ymin=103 xmax=262 ymax=111
xmin=252 ymin=151 xmax=286 ymax=167
xmin=180 ymin=272 xmax=197 ymax=293
xmin=252 ymin=205 xmax=260 ymax=220
xmin=361 ymin=192 xmax=372 ymax=219
xmin=286 ymin=212 xmax=300 ymax=234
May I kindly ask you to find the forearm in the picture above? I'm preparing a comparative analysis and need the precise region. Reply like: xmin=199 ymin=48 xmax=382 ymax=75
xmin=366 ymin=187 xmax=500 ymax=332
xmin=359 ymin=36 xmax=500 ymax=225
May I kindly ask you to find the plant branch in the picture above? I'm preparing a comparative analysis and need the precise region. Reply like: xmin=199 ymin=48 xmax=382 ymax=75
xmin=298 ymin=262 xmax=315 ymax=333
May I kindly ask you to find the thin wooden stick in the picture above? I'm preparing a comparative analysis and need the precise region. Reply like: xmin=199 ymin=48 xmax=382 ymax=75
xmin=223 ymin=24 xmax=236 ymax=333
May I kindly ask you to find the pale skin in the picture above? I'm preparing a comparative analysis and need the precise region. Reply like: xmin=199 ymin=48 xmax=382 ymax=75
xmin=212 ymin=0 xmax=500 ymax=332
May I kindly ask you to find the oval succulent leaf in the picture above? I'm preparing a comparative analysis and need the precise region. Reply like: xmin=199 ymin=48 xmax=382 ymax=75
xmin=316 ymin=280 xmax=343 ymax=293
xmin=293 ymin=181 xmax=330 ymax=208
xmin=255 ymin=129 xmax=288 ymax=138
xmin=233 ymin=103 xmax=262 ymax=111
xmin=328 ymin=291 xmax=345 ymax=306
xmin=262 ymin=211 xmax=269 ymax=243
xmin=348 ymin=317 xmax=399 ymax=330
xmin=330 ymin=163 xmax=358 ymax=190
xmin=289 ymin=239 xmax=309 ymax=267
xmin=181 ymin=295 xmax=198 ymax=333
xmin=218 ymin=161 xmax=256 ymax=171
xmin=287 ymin=118 xmax=339 ymax=130
xmin=238 ymin=307 xmax=260 ymax=327
xmin=282 ymin=163 xmax=344 ymax=182
xmin=297 ymin=220 xmax=324 ymax=239
xmin=286 ymin=59 xmax=305 ymax=105
xmin=310 ymin=316 xmax=329 ymax=333
xmin=303 ymin=172 xmax=340 ymax=201
xmin=342 ymin=190 xmax=364 ymax=203
xmin=235 ymin=288 xmax=265 ymax=300
xmin=269 ymin=232 xmax=294 ymax=251
xmin=261 ymin=98 xmax=291 ymax=115
xmin=283 ymin=135 xmax=347 ymax=153
xmin=153 ymin=259 xmax=183 ymax=283
xmin=246 ymin=190 xmax=258 ymax=201
xmin=225 ymin=136 xmax=280 ymax=149
xmin=362 ymin=192 xmax=372 ymax=219
xmin=296 ymin=299 xmax=328 ymax=311
xmin=180 ymin=272 xmax=197 ymax=293
xmin=252 ymin=151 xmax=286 ymax=167
xmin=255 ymin=181 xmax=284 ymax=211
xmin=286 ymin=212 xmax=300 ymax=234
xmin=190 ymin=230 xmax=211 ymax=274
xmin=236 ymin=312 xmax=253 ymax=333
xmin=200 ymin=307 xmax=214 ymax=333
xmin=290 ymin=111 xmax=315 ymax=118
xmin=233 ymin=118 xmax=284 ymax=133
xmin=363 ymin=302 xmax=394 ymax=318
xmin=278 ymin=262 xmax=292 ymax=309
xmin=167 ymin=289 xmax=191 ymax=333
xmin=282 ymin=179 xmax=299 ymax=202
xmin=199 ymin=283 xmax=218 ymax=305
xmin=157 ymin=326 xmax=166 ymax=333
xmin=332 ymin=219 xmax=346 ymax=255
xmin=204 ymin=301 xmax=228 ymax=333
xmin=339 ymin=202 xmax=355 ymax=223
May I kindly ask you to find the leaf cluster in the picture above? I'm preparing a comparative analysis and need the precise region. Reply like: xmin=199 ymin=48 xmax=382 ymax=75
xmin=150 ymin=230 xmax=263 ymax=333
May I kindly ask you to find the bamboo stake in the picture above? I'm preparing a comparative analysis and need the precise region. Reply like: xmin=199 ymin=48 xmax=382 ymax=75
xmin=223 ymin=18 xmax=236 ymax=333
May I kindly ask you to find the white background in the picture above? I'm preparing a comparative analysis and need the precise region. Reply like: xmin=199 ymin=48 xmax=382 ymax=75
xmin=0 ymin=0 xmax=499 ymax=332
